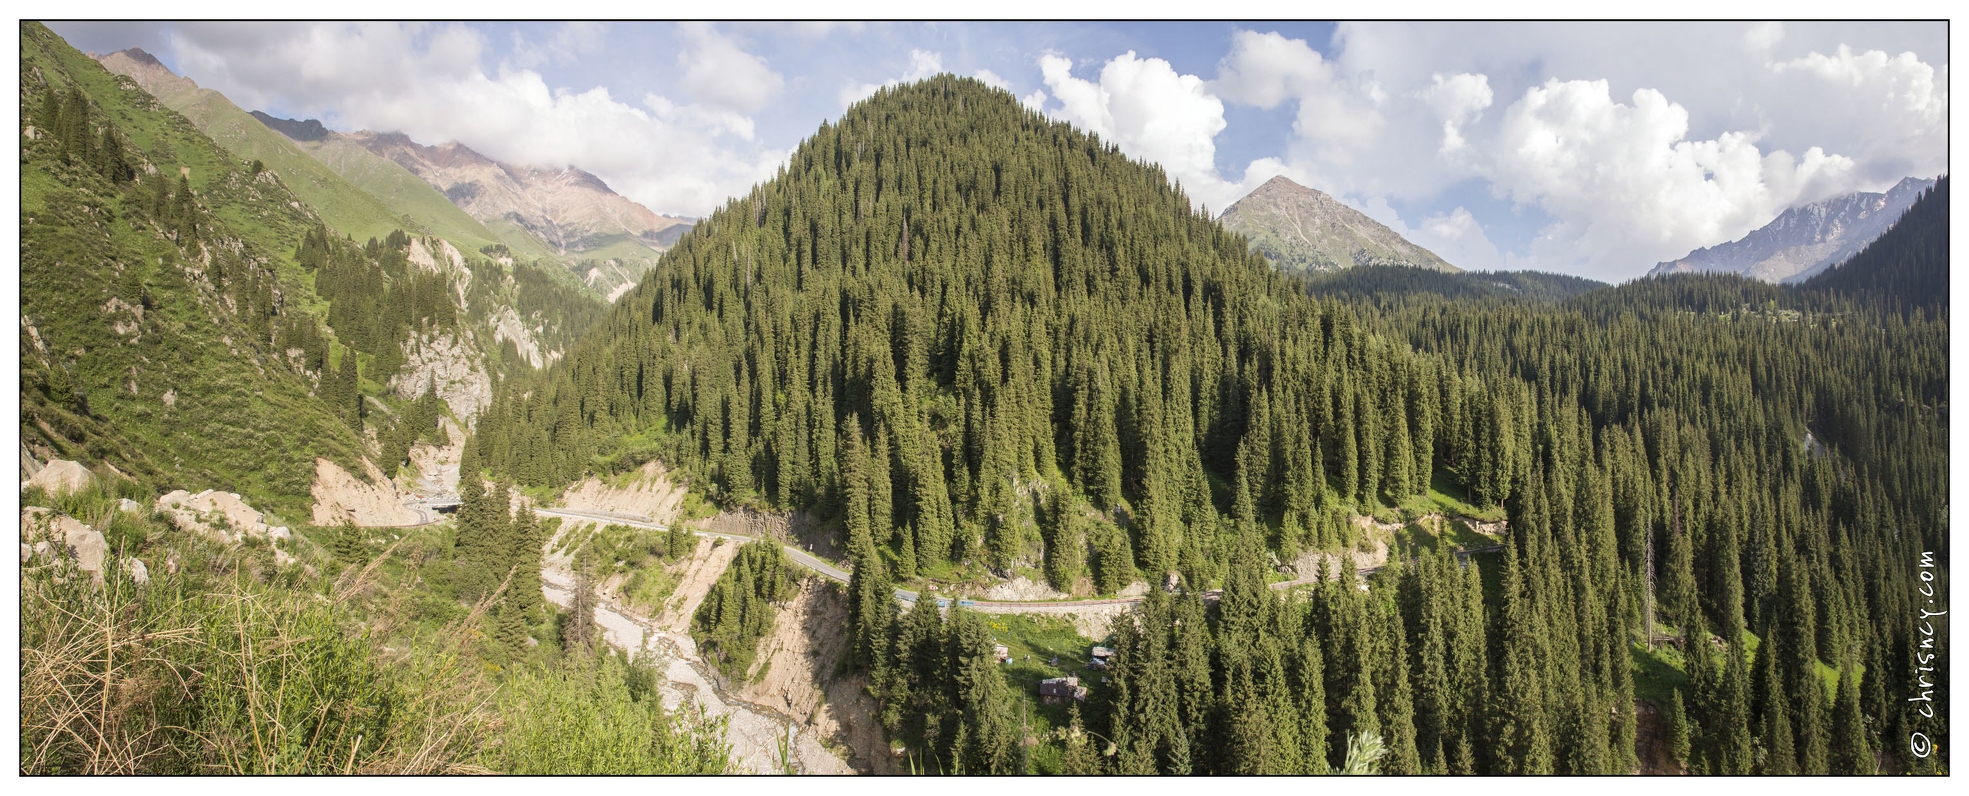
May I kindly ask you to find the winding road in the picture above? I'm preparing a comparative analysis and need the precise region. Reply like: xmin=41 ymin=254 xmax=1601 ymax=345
xmin=396 ymin=495 xmax=1500 ymax=611
xmin=527 ymin=507 xmax=1500 ymax=611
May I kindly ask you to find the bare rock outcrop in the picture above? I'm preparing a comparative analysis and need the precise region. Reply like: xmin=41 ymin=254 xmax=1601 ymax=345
xmin=21 ymin=508 xmax=109 ymax=578
xmin=157 ymin=489 xmax=288 ymax=542
xmin=23 ymin=458 xmax=93 ymax=496
xmin=405 ymin=415 xmax=465 ymax=495
xmin=735 ymin=578 xmax=896 ymax=773
xmin=558 ymin=461 xmax=687 ymax=522
xmin=124 ymin=557 xmax=150 ymax=584
xmin=389 ymin=330 xmax=491 ymax=422
xmin=311 ymin=457 xmax=419 ymax=527
xmin=491 ymin=306 xmax=558 ymax=369
xmin=978 ymin=576 xmax=1070 ymax=602
xmin=407 ymin=237 xmax=472 ymax=307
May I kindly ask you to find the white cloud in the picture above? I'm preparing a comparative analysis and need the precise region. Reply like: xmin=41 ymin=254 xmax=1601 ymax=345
xmin=164 ymin=22 xmax=784 ymax=217
xmin=1416 ymin=72 xmax=1492 ymax=153
xmin=1744 ymin=21 xmax=1785 ymax=53
xmin=1349 ymin=197 xmax=1500 ymax=272
xmin=1414 ymin=207 xmax=1504 ymax=271
xmin=1480 ymin=78 xmax=1853 ymax=278
xmin=1768 ymin=45 xmax=1948 ymax=184
xmin=678 ymin=23 xmax=783 ymax=114
xmin=1214 ymin=30 xmax=1383 ymax=155
xmin=1195 ymin=23 xmax=1944 ymax=277
xmin=507 ymin=21 xmax=603 ymax=69
xmin=973 ymin=69 xmax=1011 ymax=91
xmin=1211 ymin=29 xmax=1332 ymax=109
xmin=1034 ymin=51 xmax=1246 ymax=209
xmin=840 ymin=48 xmax=945 ymax=108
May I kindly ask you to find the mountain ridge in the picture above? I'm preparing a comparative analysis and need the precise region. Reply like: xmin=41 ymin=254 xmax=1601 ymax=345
xmin=94 ymin=46 xmax=448 ymax=247
xmin=341 ymin=128 xmax=693 ymax=298
xmin=1648 ymin=176 xmax=1934 ymax=284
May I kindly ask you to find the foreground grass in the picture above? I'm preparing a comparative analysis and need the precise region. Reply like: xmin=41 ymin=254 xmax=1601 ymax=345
xmin=19 ymin=493 xmax=731 ymax=774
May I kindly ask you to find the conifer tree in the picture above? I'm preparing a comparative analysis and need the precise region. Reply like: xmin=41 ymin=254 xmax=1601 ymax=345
xmin=1665 ymin=689 xmax=1692 ymax=772
xmin=1828 ymin=663 xmax=1875 ymax=774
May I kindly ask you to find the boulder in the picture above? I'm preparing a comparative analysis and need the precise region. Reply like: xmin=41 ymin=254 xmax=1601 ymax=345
xmin=52 ymin=515 xmax=106 ymax=575
xmin=24 ymin=459 xmax=93 ymax=496
xmin=124 ymin=557 xmax=149 ymax=585
xmin=21 ymin=506 xmax=53 ymax=541
xmin=157 ymin=489 xmax=277 ymax=541
xmin=117 ymin=498 xmax=145 ymax=514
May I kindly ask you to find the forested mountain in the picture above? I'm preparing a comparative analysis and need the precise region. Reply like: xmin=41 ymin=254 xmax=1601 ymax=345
xmin=22 ymin=23 xmax=604 ymax=513
xmin=470 ymin=76 xmax=1946 ymax=775
xmin=1299 ymin=265 xmax=1605 ymax=304
xmin=21 ymin=18 xmax=1946 ymax=776
xmin=1648 ymin=176 xmax=1934 ymax=284
xmin=1805 ymin=176 xmax=1948 ymax=315
xmin=22 ymin=24 xmax=370 ymax=506
xmin=22 ymin=22 xmax=729 ymax=774
xmin=1217 ymin=175 xmax=1457 ymax=274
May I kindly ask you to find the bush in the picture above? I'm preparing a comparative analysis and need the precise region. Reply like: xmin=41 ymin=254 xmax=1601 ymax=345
xmin=492 ymin=651 xmax=730 ymax=774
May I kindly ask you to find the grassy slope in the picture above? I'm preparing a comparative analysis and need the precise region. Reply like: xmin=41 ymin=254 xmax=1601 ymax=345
xmin=20 ymin=22 xmax=366 ymax=514
xmin=118 ymin=69 xmax=419 ymax=246
xmin=483 ymin=216 xmax=578 ymax=263
xmin=294 ymin=133 xmax=505 ymax=251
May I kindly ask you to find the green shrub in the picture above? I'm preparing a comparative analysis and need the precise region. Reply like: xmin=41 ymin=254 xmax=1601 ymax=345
xmin=492 ymin=651 xmax=730 ymax=774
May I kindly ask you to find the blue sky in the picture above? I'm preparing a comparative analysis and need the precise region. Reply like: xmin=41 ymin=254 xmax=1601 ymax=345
xmin=50 ymin=21 xmax=1948 ymax=281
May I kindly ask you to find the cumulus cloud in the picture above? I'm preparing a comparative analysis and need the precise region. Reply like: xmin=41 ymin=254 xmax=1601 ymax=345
xmin=1743 ymin=21 xmax=1785 ymax=53
xmin=1347 ymin=198 xmax=1502 ymax=272
xmin=1481 ymin=78 xmax=1853 ymax=278
xmin=1033 ymin=51 xmax=1247 ymax=209
xmin=972 ymin=68 xmax=1012 ymax=91
xmin=1214 ymin=30 xmax=1383 ymax=155
xmin=678 ymin=23 xmax=783 ymax=114
xmin=840 ymin=48 xmax=945 ymax=108
xmin=164 ymin=22 xmax=784 ymax=217
xmin=1413 ymin=207 xmax=1505 ymax=271
xmin=125 ymin=20 xmax=1944 ymax=280
xmin=1417 ymin=72 xmax=1492 ymax=153
xmin=1768 ymin=45 xmax=1948 ymax=184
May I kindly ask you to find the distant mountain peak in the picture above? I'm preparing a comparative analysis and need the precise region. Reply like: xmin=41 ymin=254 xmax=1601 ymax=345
xmin=113 ymin=46 xmax=164 ymax=69
xmin=1218 ymin=176 xmax=1458 ymax=274
xmin=1648 ymin=177 xmax=1935 ymax=284
xmin=247 ymin=111 xmax=328 ymax=142
xmin=344 ymin=128 xmax=693 ymax=291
